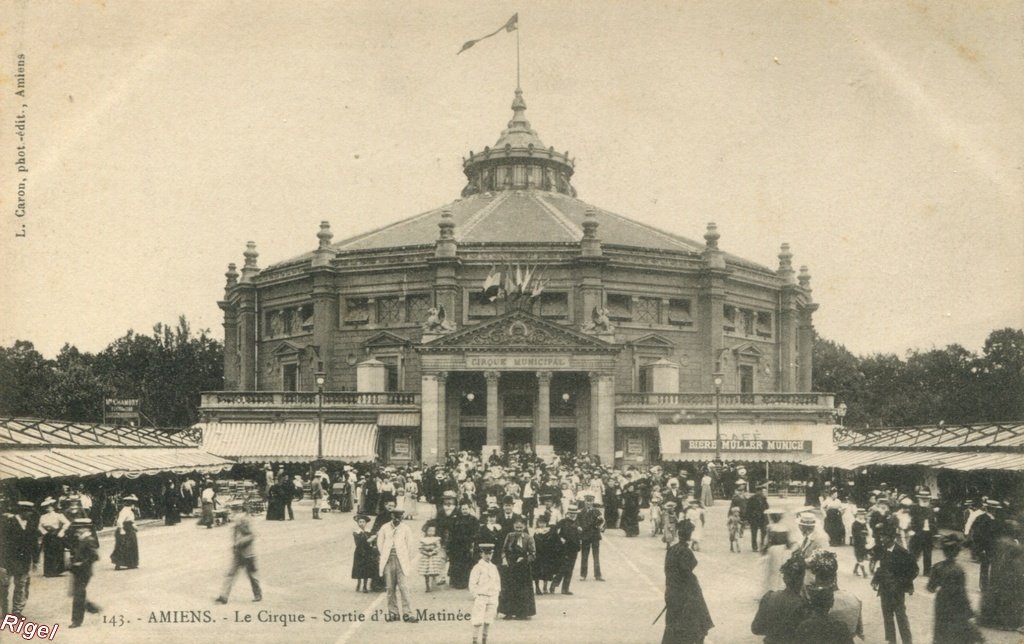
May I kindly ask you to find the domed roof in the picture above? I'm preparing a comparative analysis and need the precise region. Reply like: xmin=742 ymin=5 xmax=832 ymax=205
xmin=265 ymin=89 xmax=773 ymax=274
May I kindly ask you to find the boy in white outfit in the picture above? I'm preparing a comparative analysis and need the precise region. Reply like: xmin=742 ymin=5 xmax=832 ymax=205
xmin=468 ymin=543 xmax=500 ymax=644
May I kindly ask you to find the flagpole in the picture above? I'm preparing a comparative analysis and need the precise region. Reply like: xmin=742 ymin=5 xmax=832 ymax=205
xmin=516 ymin=19 xmax=520 ymax=89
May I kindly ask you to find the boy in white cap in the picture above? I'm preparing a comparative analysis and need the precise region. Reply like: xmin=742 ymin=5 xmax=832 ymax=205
xmin=468 ymin=543 xmax=500 ymax=644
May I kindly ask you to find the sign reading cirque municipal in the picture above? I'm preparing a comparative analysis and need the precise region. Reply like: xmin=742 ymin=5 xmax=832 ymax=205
xmin=465 ymin=354 xmax=571 ymax=369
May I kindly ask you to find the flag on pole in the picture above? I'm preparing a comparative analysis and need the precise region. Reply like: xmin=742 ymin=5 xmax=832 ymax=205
xmin=457 ymin=13 xmax=518 ymax=55
xmin=482 ymin=266 xmax=502 ymax=301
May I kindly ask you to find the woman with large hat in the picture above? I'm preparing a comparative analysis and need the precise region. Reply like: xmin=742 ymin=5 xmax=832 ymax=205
xmin=350 ymin=514 xmax=378 ymax=592
xmin=661 ymin=520 xmax=714 ymax=644
xmin=110 ymin=494 xmax=139 ymax=570
xmin=37 ymin=497 xmax=70 ymax=577
xmin=498 ymin=515 xmax=536 ymax=620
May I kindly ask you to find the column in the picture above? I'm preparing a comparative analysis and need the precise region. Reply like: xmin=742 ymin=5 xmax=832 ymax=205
xmin=589 ymin=372 xmax=601 ymax=457
xmin=536 ymin=371 xmax=552 ymax=447
xmin=436 ymin=372 xmax=448 ymax=461
xmin=420 ymin=374 xmax=440 ymax=465
xmin=596 ymin=374 xmax=616 ymax=465
xmin=485 ymin=371 xmax=501 ymax=448
xmin=797 ymin=308 xmax=817 ymax=392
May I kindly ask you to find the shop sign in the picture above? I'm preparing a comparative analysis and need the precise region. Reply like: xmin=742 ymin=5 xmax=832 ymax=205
xmin=681 ymin=439 xmax=811 ymax=452
xmin=466 ymin=354 xmax=571 ymax=369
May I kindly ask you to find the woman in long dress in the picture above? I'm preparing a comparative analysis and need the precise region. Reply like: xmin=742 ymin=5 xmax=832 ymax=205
xmin=823 ymin=491 xmax=846 ymax=547
xmin=110 ymin=495 xmax=139 ymax=570
xmin=928 ymin=533 xmax=984 ymax=643
xmin=265 ymin=481 xmax=285 ymax=521
xmin=498 ymin=516 xmax=536 ymax=619
xmin=447 ymin=501 xmax=479 ymax=590
xmin=979 ymin=527 xmax=1024 ymax=632
xmin=662 ymin=521 xmax=714 ymax=644
xmin=163 ymin=479 xmax=181 ymax=525
xmin=620 ymin=483 xmax=641 ymax=537
xmin=38 ymin=498 xmax=70 ymax=577
xmin=351 ymin=514 xmax=377 ymax=592
xmin=761 ymin=513 xmax=792 ymax=593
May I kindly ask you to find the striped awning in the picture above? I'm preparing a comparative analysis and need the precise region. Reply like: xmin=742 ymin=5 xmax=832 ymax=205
xmin=660 ymin=451 xmax=808 ymax=464
xmin=377 ymin=413 xmax=421 ymax=427
xmin=802 ymin=449 xmax=1024 ymax=472
xmin=199 ymin=421 xmax=378 ymax=463
xmin=0 ymin=447 xmax=234 ymax=481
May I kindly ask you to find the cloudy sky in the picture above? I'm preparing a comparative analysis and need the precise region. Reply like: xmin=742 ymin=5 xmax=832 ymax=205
xmin=1 ymin=0 xmax=1021 ymax=358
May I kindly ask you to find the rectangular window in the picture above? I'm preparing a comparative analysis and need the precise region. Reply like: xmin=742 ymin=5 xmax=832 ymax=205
xmin=343 ymin=298 xmax=369 ymax=325
xmin=407 ymin=294 xmax=432 ymax=325
xmin=606 ymin=294 xmax=632 ymax=321
xmin=668 ymin=299 xmax=693 ymax=327
xmin=468 ymin=291 xmax=497 ymax=319
xmin=635 ymin=297 xmax=659 ymax=324
xmin=742 ymin=309 xmax=756 ymax=335
xmin=377 ymin=296 xmax=402 ymax=325
xmin=539 ymin=292 xmax=568 ymax=319
xmin=740 ymin=365 xmax=754 ymax=393
xmin=282 ymin=364 xmax=298 ymax=392
xmin=723 ymin=305 xmax=736 ymax=332
xmin=756 ymin=312 xmax=773 ymax=338
xmin=300 ymin=304 xmax=314 ymax=332
xmin=377 ymin=355 xmax=400 ymax=391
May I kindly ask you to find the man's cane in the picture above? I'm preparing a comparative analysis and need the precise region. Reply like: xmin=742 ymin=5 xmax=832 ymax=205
xmin=651 ymin=605 xmax=666 ymax=625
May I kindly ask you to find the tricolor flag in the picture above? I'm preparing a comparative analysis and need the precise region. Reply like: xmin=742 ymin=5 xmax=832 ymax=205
xmin=457 ymin=13 xmax=518 ymax=55
xmin=482 ymin=267 xmax=502 ymax=301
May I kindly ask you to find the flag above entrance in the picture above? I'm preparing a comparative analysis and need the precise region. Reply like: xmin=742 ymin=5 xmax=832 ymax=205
xmin=658 ymin=423 xmax=834 ymax=463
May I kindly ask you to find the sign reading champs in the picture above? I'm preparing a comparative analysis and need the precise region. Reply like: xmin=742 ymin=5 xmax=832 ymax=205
xmin=466 ymin=354 xmax=571 ymax=369
xmin=682 ymin=439 xmax=812 ymax=453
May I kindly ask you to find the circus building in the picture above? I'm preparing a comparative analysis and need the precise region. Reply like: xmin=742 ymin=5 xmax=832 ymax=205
xmin=198 ymin=89 xmax=838 ymax=468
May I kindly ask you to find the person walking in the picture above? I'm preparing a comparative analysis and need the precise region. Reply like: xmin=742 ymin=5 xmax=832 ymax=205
xmin=550 ymin=503 xmax=582 ymax=595
xmin=746 ymin=484 xmax=770 ymax=552
xmin=469 ymin=543 xmax=500 ymax=644
xmin=751 ymin=554 xmax=810 ymax=644
xmin=871 ymin=522 xmax=917 ymax=644
xmin=37 ymin=497 xmax=70 ymax=577
xmin=578 ymin=494 xmax=604 ymax=581
xmin=111 ymin=495 xmax=139 ymax=570
xmin=67 ymin=517 xmax=101 ymax=628
xmin=620 ymin=482 xmax=641 ymax=537
xmin=793 ymin=585 xmax=855 ymax=644
xmin=927 ymin=533 xmax=983 ymax=644
xmin=661 ymin=520 xmax=714 ymax=644
xmin=1 ymin=501 xmax=37 ymax=616
xmin=908 ymin=488 xmax=938 ymax=575
xmin=199 ymin=481 xmax=216 ymax=528
xmin=969 ymin=499 xmax=1000 ymax=590
xmin=761 ymin=511 xmax=792 ymax=594
xmin=699 ymin=470 xmax=714 ymax=507
xmin=215 ymin=507 xmax=262 ymax=603
xmin=377 ymin=509 xmax=419 ymax=623
xmin=311 ymin=472 xmax=325 ymax=520
xmin=163 ymin=479 xmax=182 ymax=526
xmin=498 ymin=516 xmax=536 ymax=620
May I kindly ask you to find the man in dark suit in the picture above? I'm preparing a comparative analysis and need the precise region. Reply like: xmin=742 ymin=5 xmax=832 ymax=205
xmin=550 ymin=503 xmax=582 ymax=595
xmin=746 ymin=484 xmax=771 ymax=552
xmin=578 ymin=494 xmax=605 ymax=581
xmin=969 ymin=499 xmax=1000 ymax=590
xmin=907 ymin=488 xmax=938 ymax=575
xmin=871 ymin=523 xmax=917 ymax=644
xmin=1 ymin=501 xmax=38 ymax=616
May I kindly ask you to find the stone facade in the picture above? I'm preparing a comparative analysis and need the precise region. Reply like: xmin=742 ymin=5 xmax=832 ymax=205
xmin=206 ymin=89 xmax=833 ymax=466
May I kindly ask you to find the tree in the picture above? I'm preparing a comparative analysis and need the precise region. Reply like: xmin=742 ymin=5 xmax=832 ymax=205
xmin=978 ymin=328 xmax=1024 ymax=421
xmin=0 ymin=340 xmax=56 ymax=417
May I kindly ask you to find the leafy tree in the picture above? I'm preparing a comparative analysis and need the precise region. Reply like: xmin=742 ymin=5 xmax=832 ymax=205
xmin=0 ymin=341 xmax=55 ymax=417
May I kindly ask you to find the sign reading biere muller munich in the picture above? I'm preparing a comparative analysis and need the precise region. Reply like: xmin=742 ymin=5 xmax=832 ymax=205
xmin=681 ymin=439 xmax=812 ymax=452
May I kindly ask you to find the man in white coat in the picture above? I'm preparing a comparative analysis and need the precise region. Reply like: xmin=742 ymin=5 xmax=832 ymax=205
xmin=376 ymin=509 xmax=419 ymax=623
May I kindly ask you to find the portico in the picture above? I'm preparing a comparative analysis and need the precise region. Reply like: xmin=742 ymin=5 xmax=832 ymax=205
xmin=417 ymin=310 xmax=619 ymax=464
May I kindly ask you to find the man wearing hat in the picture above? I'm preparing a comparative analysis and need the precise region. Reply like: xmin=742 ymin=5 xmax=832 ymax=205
xmin=215 ymin=505 xmax=262 ymax=604
xmin=376 ymin=509 xmax=418 ymax=622
xmin=746 ymin=484 xmax=771 ymax=552
xmin=578 ymin=493 xmax=605 ymax=582
xmin=871 ymin=521 xmax=917 ymax=644
xmin=970 ymin=499 xmax=1001 ymax=590
xmin=908 ymin=488 xmax=938 ymax=575
xmin=794 ymin=513 xmax=826 ymax=561
xmin=1 ymin=501 xmax=37 ymax=616
xmin=550 ymin=503 xmax=583 ymax=595
xmin=68 ymin=518 xmax=101 ymax=627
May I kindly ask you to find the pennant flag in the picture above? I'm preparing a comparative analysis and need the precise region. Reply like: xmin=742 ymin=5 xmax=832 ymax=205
xmin=483 ymin=266 xmax=502 ymax=301
xmin=530 ymin=279 xmax=546 ymax=302
xmin=457 ymin=13 xmax=518 ymax=55
xmin=515 ymin=264 xmax=524 ymax=296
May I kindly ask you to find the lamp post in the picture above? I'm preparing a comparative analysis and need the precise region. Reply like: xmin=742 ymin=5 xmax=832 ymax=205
xmin=315 ymin=371 xmax=326 ymax=463
xmin=713 ymin=372 xmax=724 ymax=462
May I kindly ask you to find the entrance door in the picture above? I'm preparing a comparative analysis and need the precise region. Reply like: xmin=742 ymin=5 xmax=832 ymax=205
xmin=503 ymin=427 xmax=533 ymax=452
xmin=460 ymin=427 xmax=486 ymax=454
xmin=551 ymin=427 xmax=577 ymax=454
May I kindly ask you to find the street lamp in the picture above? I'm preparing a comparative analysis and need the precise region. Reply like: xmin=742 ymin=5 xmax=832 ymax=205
xmin=315 ymin=371 xmax=326 ymax=463
xmin=713 ymin=372 xmax=724 ymax=462
xmin=836 ymin=402 xmax=848 ymax=428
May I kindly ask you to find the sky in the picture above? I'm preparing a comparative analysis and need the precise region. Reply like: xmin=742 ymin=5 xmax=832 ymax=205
xmin=1 ymin=0 xmax=1021 ymax=359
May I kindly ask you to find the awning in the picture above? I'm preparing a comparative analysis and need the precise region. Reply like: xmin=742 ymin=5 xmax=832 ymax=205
xmin=0 ymin=447 xmax=234 ymax=481
xmin=199 ymin=421 xmax=378 ymax=463
xmin=803 ymin=449 xmax=1024 ymax=472
xmin=658 ymin=423 xmax=831 ymax=463
xmin=616 ymin=413 xmax=659 ymax=428
xmin=377 ymin=413 xmax=421 ymax=427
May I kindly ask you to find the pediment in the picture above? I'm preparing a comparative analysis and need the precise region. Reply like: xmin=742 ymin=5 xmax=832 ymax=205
xmin=628 ymin=333 xmax=675 ymax=350
xmin=732 ymin=342 xmax=764 ymax=360
xmin=363 ymin=331 xmax=411 ymax=349
xmin=271 ymin=341 xmax=306 ymax=356
xmin=419 ymin=310 xmax=619 ymax=353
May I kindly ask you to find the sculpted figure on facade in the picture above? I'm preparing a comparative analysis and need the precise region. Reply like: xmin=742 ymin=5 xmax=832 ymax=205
xmin=582 ymin=305 xmax=614 ymax=334
xmin=421 ymin=305 xmax=455 ymax=334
